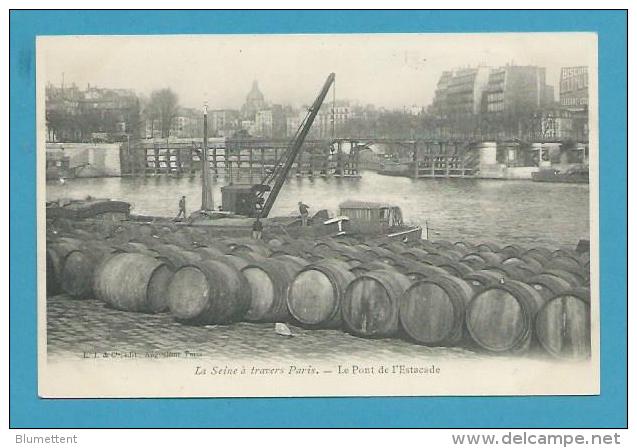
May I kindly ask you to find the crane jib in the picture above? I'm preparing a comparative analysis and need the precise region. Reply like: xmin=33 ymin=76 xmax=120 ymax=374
xmin=258 ymin=73 xmax=336 ymax=218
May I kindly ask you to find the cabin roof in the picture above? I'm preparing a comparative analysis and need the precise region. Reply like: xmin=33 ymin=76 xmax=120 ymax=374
xmin=339 ymin=200 xmax=396 ymax=210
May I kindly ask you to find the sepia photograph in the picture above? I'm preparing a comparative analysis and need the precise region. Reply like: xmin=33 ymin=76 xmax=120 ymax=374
xmin=37 ymin=32 xmax=599 ymax=398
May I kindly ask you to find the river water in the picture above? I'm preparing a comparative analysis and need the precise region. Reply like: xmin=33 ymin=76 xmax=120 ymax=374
xmin=47 ymin=171 xmax=590 ymax=248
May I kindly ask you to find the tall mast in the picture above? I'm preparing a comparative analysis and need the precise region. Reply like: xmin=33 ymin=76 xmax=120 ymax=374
xmin=201 ymin=103 xmax=214 ymax=211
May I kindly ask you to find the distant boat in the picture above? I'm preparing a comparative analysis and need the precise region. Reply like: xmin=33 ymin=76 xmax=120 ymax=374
xmin=532 ymin=166 xmax=589 ymax=184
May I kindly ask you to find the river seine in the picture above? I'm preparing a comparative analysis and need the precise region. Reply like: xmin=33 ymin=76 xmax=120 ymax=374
xmin=46 ymin=171 xmax=590 ymax=247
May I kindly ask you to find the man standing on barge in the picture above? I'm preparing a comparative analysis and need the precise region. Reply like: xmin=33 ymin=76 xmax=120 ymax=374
xmin=298 ymin=201 xmax=310 ymax=226
xmin=252 ymin=215 xmax=263 ymax=240
xmin=176 ymin=195 xmax=186 ymax=219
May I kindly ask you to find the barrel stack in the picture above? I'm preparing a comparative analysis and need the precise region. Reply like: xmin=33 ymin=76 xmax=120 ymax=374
xmin=45 ymin=221 xmax=592 ymax=359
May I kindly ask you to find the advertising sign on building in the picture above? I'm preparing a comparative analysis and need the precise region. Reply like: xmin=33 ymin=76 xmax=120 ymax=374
xmin=560 ymin=66 xmax=588 ymax=108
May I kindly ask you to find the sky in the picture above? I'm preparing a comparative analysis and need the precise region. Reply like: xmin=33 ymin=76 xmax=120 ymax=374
xmin=39 ymin=33 xmax=597 ymax=110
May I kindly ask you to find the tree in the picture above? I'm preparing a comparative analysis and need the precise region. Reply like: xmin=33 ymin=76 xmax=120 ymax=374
xmin=147 ymin=88 xmax=179 ymax=138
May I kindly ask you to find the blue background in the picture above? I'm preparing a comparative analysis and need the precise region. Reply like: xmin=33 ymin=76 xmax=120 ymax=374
xmin=9 ymin=10 xmax=627 ymax=428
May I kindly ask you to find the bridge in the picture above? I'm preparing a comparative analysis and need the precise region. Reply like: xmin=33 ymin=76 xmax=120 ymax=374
xmin=121 ymin=136 xmax=588 ymax=180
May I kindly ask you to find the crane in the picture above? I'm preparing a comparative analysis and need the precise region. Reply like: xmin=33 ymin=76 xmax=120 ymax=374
xmin=258 ymin=72 xmax=335 ymax=217
xmin=221 ymin=73 xmax=335 ymax=218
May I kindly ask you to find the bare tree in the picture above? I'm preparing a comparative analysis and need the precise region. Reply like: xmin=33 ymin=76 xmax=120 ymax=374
xmin=147 ymin=88 xmax=179 ymax=138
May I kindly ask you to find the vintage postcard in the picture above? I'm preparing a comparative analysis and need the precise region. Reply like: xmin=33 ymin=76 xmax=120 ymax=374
xmin=37 ymin=33 xmax=599 ymax=398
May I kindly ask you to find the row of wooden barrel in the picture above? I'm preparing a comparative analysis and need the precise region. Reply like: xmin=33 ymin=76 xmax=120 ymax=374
xmin=48 ymin=218 xmax=590 ymax=272
xmin=46 ymin=230 xmax=591 ymax=359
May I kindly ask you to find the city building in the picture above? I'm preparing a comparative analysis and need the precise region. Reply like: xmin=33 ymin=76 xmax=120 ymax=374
xmin=255 ymin=109 xmax=273 ymax=137
xmin=531 ymin=109 xmax=575 ymax=141
xmin=445 ymin=67 xmax=491 ymax=116
xmin=286 ymin=113 xmax=303 ymax=137
xmin=429 ymin=71 xmax=453 ymax=118
xmin=481 ymin=65 xmax=555 ymax=138
xmin=241 ymin=80 xmax=266 ymax=120
xmin=170 ymin=108 xmax=203 ymax=138
xmin=311 ymin=100 xmax=352 ymax=138
xmin=428 ymin=65 xmax=558 ymax=139
xmin=210 ymin=109 xmax=240 ymax=137
xmin=483 ymin=65 xmax=553 ymax=115
xmin=559 ymin=66 xmax=589 ymax=142
xmin=559 ymin=66 xmax=588 ymax=109
xmin=46 ymin=82 xmax=141 ymax=143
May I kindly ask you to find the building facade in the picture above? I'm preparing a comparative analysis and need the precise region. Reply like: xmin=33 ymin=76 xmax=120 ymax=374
xmin=428 ymin=65 xmax=561 ymax=140
xmin=46 ymin=83 xmax=141 ymax=143
xmin=482 ymin=65 xmax=555 ymax=138
xmin=559 ymin=66 xmax=588 ymax=109
xmin=210 ymin=109 xmax=240 ymax=137
xmin=559 ymin=66 xmax=589 ymax=142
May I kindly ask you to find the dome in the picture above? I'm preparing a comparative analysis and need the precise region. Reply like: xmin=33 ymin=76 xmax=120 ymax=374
xmin=247 ymin=80 xmax=264 ymax=101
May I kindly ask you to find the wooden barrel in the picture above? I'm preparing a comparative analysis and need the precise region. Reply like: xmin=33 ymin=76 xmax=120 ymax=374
xmin=466 ymin=280 xmax=545 ymax=352
xmin=270 ymin=254 xmax=310 ymax=270
xmin=231 ymin=242 xmax=272 ymax=257
xmin=216 ymin=254 xmax=252 ymax=271
xmin=350 ymin=261 xmax=397 ymax=277
xmin=503 ymin=256 xmax=544 ymax=273
xmin=377 ymin=241 xmax=408 ymax=254
xmin=480 ymin=264 xmax=530 ymax=282
xmin=232 ymin=251 xmax=268 ymax=264
xmin=363 ymin=246 xmax=397 ymax=259
xmin=540 ymin=267 xmax=586 ymax=287
xmin=523 ymin=247 xmax=553 ymax=262
xmin=462 ymin=270 xmax=502 ymax=290
xmin=196 ymin=246 xmax=227 ymax=259
xmin=436 ymin=248 xmax=464 ymax=261
xmin=404 ymin=264 xmax=449 ymax=282
xmin=521 ymin=249 xmax=552 ymax=267
xmin=167 ymin=259 xmax=251 ymax=325
xmin=546 ymin=258 xmax=589 ymax=283
xmin=458 ymin=257 xmax=486 ymax=271
xmin=400 ymin=275 xmax=473 ymax=345
xmin=60 ymin=243 xmax=116 ymax=299
xmin=437 ymin=261 xmax=473 ymax=278
xmin=552 ymin=247 xmax=580 ymax=260
xmin=46 ymin=238 xmax=85 ymax=295
xmin=476 ymin=241 xmax=501 ymax=253
xmin=266 ymin=238 xmax=283 ymax=248
xmin=409 ymin=239 xmax=438 ymax=252
xmin=287 ymin=259 xmax=355 ymax=328
xmin=500 ymin=244 xmax=526 ymax=258
xmin=112 ymin=241 xmax=160 ymax=258
xmin=540 ymin=269 xmax=584 ymax=288
xmin=69 ymin=228 xmax=98 ymax=240
xmin=241 ymin=258 xmax=303 ymax=322
xmin=453 ymin=241 xmax=474 ymax=251
xmin=400 ymin=248 xmax=435 ymax=262
xmin=153 ymin=245 xmax=202 ymax=271
xmin=93 ymin=253 xmax=173 ymax=313
xmin=349 ymin=265 xmax=367 ymax=277
xmin=431 ymin=240 xmax=455 ymax=251
xmin=335 ymin=245 xmax=370 ymax=261
xmin=500 ymin=262 xmax=539 ymax=280
xmin=527 ymin=273 xmax=572 ymax=300
xmin=199 ymin=239 xmax=233 ymax=253
xmin=165 ymin=229 xmax=197 ymax=247
xmin=129 ymin=224 xmax=156 ymax=244
xmin=403 ymin=251 xmax=454 ymax=267
xmin=341 ymin=269 xmax=412 ymax=337
xmin=549 ymin=254 xmax=585 ymax=270
xmin=460 ymin=252 xmax=503 ymax=269
xmin=535 ymin=287 xmax=591 ymax=359
xmin=270 ymin=248 xmax=299 ymax=257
